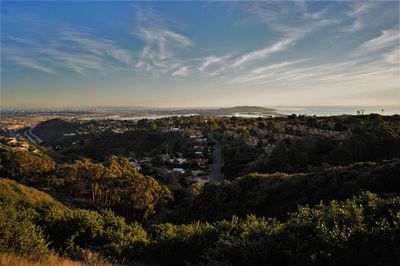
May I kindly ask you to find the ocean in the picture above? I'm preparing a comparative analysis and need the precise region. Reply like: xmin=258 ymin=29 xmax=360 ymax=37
xmin=274 ymin=106 xmax=400 ymax=116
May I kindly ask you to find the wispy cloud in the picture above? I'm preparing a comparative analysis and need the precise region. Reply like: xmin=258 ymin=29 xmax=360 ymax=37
xmin=2 ymin=46 xmax=55 ymax=74
xmin=3 ymin=24 xmax=133 ymax=75
xmin=172 ymin=66 xmax=189 ymax=77
xmin=10 ymin=56 xmax=55 ymax=74
xmin=231 ymin=36 xmax=299 ymax=68
xmin=353 ymin=27 xmax=400 ymax=57
xmin=134 ymin=7 xmax=191 ymax=76
xmin=37 ymin=47 xmax=105 ymax=75
xmin=229 ymin=2 xmax=335 ymax=68
xmin=198 ymin=55 xmax=230 ymax=71
xmin=227 ymin=59 xmax=307 ymax=84
xmin=383 ymin=48 xmax=400 ymax=64
xmin=59 ymin=28 xmax=133 ymax=65
xmin=228 ymin=54 xmax=398 ymax=90
xmin=344 ymin=2 xmax=376 ymax=32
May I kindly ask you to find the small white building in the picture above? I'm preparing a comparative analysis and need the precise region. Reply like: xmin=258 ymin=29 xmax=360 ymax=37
xmin=192 ymin=170 xmax=206 ymax=176
xmin=172 ymin=168 xmax=185 ymax=174
xmin=129 ymin=160 xmax=142 ymax=170
xmin=176 ymin=158 xmax=187 ymax=164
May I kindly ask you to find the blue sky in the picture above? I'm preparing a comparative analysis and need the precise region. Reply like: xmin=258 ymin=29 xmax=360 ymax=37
xmin=1 ymin=1 xmax=399 ymax=108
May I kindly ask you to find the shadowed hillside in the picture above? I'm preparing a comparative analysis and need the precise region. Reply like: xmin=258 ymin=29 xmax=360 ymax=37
xmin=183 ymin=159 xmax=400 ymax=222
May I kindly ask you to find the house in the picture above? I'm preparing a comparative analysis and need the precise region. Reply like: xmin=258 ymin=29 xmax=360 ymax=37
xmin=192 ymin=170 xmax=206 ymax=176
xmin=172 ymin=168 xmax=185 ymax=174
xmin=195 ymin=138 xmax=207 ymax=143
xmin=193 ymin=177 xmax=208 ymax=184
xmin=161 ymin=154 xmax=171 ymax=162
xmin=139 ymin=157 xmax=152 ymax=163
xmin=129 ymin=160 xmax=142 ymax=170
xmin=176 ymin=158 xmax=187 ymax=164
xmin=195 ymin=158 xmax=208 ymax=167
xmin=193 ymin=145 xmax=202 ymax=150
xmin=6 ymin=138 xmax=18 ymax=145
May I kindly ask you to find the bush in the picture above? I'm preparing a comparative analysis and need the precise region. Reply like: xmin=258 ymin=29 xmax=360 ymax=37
xmin=0 ymin=200 xmax=49 ymax=260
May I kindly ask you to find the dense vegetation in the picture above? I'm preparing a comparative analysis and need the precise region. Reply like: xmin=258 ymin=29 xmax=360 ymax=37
xmin=184 ymin=159 xmax=400 ymax=222
xmin=0 ymin=144 xmax=173 ymax=222
xmin=34 ymin=115 xmax=400 ymax=178
xmin=1 ymin=114 xmax=400 ymax=264
xmin=1 ymin=178 xmax=400 ymax=265
xmin=47 ymin=129 xmax=187 ymax=161
xmin=218 ymin=114 xmax=400 ymax=178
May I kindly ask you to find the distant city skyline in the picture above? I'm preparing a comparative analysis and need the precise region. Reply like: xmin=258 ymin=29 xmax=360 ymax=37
xmin=1 ymin=1 xmax=399 ymax=108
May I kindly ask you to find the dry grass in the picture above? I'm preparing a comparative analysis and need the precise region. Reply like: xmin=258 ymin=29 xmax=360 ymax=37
xmin=0 ymin=253 xmax=114 ymax=266
xmin=0 ymin=178 xmax=59 ymax=205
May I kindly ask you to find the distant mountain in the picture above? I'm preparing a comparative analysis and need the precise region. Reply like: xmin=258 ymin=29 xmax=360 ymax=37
xmin=197 ymin=106 xmax=278 ymax=115
xmin=151 ymin=106 xmax=282 ymax=116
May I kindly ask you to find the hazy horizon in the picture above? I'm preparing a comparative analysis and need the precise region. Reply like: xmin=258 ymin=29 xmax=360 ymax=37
xmin=2 ymin=104 xmax=400 ymax=110
xmin=1 ymin=1 xmax=399 ymax=108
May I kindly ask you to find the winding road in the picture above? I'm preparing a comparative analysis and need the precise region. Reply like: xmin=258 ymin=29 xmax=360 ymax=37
xmin=209 ymin=135 xmax=224 ymax=183
xmin=23 ymin=125 xmax=43 ymax=144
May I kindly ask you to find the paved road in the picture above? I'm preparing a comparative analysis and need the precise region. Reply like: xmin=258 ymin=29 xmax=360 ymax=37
xmin=29 ymin=126 xmax=43 ymax=143
xmin=23 ymin=125 xmax=43 ymax=144
xmin=24 ymin=130 xmax=36 ymax=143
xmin=209 ymin=135 xmax=224 ymax=183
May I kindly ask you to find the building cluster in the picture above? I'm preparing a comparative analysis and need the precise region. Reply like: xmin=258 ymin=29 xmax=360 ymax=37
xmin=221 ymin=118 xmax=350 ymax=155
xmin=0 ymin=113 xmax=60 ymax=131
xmin=128 ymin=130 xmax=213 ymax=184
xmin=0 ymin=136 xmax=37 ymax=152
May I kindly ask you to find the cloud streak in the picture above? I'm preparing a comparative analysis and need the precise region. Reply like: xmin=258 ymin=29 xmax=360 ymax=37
xmin=11 ymin=56 xmax=55 ymax=74
xmin=231 ymin=36 xmax=299 ymax=68
xmin=353 ymin=27 xmax=400 ymax=57
xmin=344 ymin=2 xmax=376 ymax=32
xmin=3 ymin=25 xmax=133 ymax=75
xmin=229 ymin=2 xmax=335 ymax=68
xmin=2 ymin=46 xmax=55 ymax=74
xmin=59 ymin=28 xmax=133 ymax=64
xmin=134 ymin=7 xmax=191 ymax=76
xmin=228 ymin=53 xmax=398 ymax=90
xmin=172 ymin=66 xmax=189 ymax=77
xmin=199 ymin=55 xmax=230 ymax=71
xmin=227 ymin=59 xmax=307 ymax=84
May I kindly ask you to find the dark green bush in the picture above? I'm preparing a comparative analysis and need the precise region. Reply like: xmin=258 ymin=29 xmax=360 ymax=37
xmin=0 ymin=200 xmax=49 ymax=260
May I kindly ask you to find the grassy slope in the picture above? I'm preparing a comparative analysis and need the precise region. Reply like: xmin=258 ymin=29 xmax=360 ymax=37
xmin=0 ymin=253 xmax=112 ymax=266
xmin=0 ymin=178 xmax=62 ymax=207
xmin=0 ymin=179 xmax=116 ymax=265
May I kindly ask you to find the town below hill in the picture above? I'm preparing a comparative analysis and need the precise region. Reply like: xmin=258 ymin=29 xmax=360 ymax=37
xmin=0 ymin=113 xmax=399 ymax=265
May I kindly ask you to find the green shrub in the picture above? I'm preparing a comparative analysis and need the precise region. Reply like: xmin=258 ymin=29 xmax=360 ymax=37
xmin=0 ymin=200 xmax=49 ymax=260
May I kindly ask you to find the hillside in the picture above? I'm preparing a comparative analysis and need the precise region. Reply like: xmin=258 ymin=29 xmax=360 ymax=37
xmin=1 ymin=178 xmax=400 ymax=265
xmin=0 ymin=178 xmax=61 ymax=206
xmin=1 ymin=114 xmax=400 ymax=265
xmin=183 ymin=159 xmax=400 ymax=222
xmin=186 ymin=106 xmax=280 ymax=116
xmin=32 ymin=118 xmax=81 ymax=142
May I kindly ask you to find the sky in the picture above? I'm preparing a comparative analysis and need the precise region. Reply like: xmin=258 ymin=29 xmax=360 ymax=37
xmin=1 ymin=1 xmax=399 ymax=108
